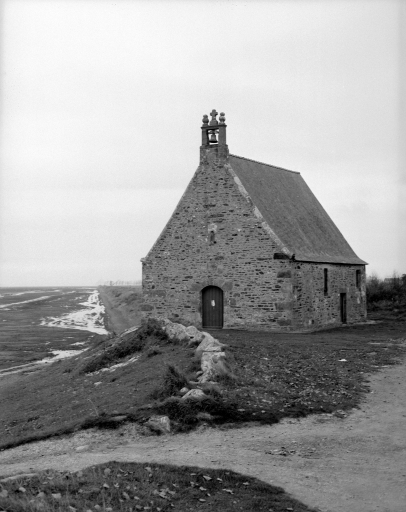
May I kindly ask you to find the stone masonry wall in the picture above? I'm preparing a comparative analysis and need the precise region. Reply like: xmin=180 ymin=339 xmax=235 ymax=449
xmin=141 ymin=156 xmax=295 ymax=330
xmin=141 ymin=153 xmax=367 ymax=331
xmin=291 ymin=262 xmax=367 ymax=329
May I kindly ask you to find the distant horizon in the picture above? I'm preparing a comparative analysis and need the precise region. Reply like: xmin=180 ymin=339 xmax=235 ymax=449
xmin=1 ymin=269 xmax=404 ymax=288
xmin=0 ymin=284 xmax=141 ymax=288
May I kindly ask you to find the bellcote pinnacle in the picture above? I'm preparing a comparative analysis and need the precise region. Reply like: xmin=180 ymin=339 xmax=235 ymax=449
xmin=200 ymin=109 xmax=228 ymax=164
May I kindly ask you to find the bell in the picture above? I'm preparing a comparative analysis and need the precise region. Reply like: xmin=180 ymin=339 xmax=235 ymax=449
xmin=209 ymin=130 xmax=218 ymax=143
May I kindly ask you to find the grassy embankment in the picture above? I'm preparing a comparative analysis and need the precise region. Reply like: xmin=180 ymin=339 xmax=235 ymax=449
xmin=0 ymin=308 xmax=405 ymax=452
xmin=98 ymin=285 xmax=143 ymax=333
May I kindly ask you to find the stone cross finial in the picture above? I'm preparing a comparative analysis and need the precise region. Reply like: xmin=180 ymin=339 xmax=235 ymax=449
xmin=209 ymin=109 xmax=218 ymax=126
xmin=200 ymin=108 xmax=228 ymax=161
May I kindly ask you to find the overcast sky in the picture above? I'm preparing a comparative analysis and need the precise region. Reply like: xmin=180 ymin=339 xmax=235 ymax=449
xmin=0 ymin=0 xmax=404 ymax=286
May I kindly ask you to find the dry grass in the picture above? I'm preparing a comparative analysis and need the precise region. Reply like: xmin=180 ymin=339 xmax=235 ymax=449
xmin=212 ymin=322 xmax=406 ymax=420
xmin=0 ymin=461 xmax=318 ymax=512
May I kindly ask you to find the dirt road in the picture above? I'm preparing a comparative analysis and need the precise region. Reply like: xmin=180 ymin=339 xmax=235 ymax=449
xmin=98 ymin=287 xmax=141 ymax=334
xmin=1 ymin=355 xmax=405 ymax=512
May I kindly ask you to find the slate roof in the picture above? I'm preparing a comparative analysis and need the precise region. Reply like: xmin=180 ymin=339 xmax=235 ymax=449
xmin=229 ymin=154 xmax=367 ymax=265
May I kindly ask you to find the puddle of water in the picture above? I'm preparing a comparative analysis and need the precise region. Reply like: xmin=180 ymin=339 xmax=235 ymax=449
xmin=0 ymin=296 xmax=51 ymax=309
xmin=40 ymin=349 xmax=86 ymax=363
xmin=0 ymin=348 xmax=89 ymax=377
xmin=40 ymin=290 xmax=108 ymax=335
xmin=93 ymin=355 xmax=140 ymax=374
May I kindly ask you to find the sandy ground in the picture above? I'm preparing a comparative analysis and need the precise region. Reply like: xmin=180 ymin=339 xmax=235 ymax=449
xmin=1 ymin=355 xmax=405 ymax=512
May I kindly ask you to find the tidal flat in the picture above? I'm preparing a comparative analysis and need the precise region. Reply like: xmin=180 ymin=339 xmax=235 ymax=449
xmin=0 ymin=287 xmax=107 ymax=371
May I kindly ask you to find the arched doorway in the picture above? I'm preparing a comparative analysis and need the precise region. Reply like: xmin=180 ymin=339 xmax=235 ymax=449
xmin=202 ymin=286 xmax=224 ymax=329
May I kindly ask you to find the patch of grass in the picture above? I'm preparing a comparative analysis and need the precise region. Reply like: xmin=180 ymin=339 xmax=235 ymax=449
xmin=187 ymin=355 xmax=202 ymax=373
xmin=152 ymin=395 xmax=279 ymax=431
xmin=81 ymin=318 xmax=180 ymax=374
xmin=147 ymin=345 xmax=163 ymax=358
xmin=0 ymin=462 xmax=318 ymax=512
xmin=150 ymin=364 xmax=189 ymax=400
xmin=212 ymin=322 xmax=406 ymax=421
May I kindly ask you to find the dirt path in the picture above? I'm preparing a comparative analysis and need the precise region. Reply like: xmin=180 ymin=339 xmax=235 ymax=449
xmin=1 ymin=359 xmax=405 ymax=512
xmin=98 ymin=287 xmax=139 ymax=334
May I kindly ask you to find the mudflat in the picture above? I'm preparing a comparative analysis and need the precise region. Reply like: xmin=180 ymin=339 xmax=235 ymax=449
xmin=0 ymin=288 xmax=101 ymax=371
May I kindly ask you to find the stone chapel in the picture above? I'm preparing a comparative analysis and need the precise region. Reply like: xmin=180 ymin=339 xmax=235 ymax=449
xmin=140 ymin=110 xmax=367 ymax=330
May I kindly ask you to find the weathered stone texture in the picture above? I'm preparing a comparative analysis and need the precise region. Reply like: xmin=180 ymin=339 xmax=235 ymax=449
xmin=141 ymin=160 xmax=295 ymax=329
xmin=141 ymin=111 xmax=367 ymax=331
xmin=291 ymin=262 xmax=367 ymax=329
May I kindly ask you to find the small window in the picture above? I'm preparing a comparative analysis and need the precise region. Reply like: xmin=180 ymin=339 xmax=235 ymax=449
xmin=324 ymin=268 xmax=328 ymax=296
xmin=274 ymin=252 xmax=289 ymax=260
xmin=356 ymin=269 xmax=361 ymax=289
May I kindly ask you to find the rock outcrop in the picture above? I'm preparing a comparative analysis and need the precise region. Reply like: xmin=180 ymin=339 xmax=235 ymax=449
xmin=181 ymin=388 xmax=206 ymax=401
xmin=199 ymin=351 xmax=228 ymax=383
xmin=158 ymin=318 xmax=230 ymax=384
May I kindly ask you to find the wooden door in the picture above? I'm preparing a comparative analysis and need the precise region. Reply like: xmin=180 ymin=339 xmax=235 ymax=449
xmin=340 ymin=293 xmax=347 ymax=323
xmin=202 ymin=286 xmax=224 ymax=329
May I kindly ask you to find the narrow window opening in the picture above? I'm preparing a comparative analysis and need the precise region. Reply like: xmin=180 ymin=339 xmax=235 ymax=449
xmin=274 ymin=252 xmax=289 ymax=260
xmin=209 ymin=231 xmax=216 ymax=244
xmin=324 ymin=268 xmax=328 ymax=296
xmin=356 ymin=269 xmax=361 ymax=289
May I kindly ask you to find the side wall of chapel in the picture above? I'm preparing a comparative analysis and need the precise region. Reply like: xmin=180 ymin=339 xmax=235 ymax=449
xmin=291 ymin=262 xmax=367 ymax=329
xmin=141 ymin=158 xmax=367 ymax=331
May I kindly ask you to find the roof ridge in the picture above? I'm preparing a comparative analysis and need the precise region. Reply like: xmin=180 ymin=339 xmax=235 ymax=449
xmin=229 ymin=154 xmax=300 ymax=175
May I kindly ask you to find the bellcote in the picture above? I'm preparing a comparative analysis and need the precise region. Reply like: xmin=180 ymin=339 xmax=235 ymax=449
xmin=200 ymin=109 xmax=229 ymax=165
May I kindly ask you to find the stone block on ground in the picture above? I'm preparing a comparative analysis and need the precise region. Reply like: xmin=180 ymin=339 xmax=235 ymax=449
xmin=161 ymin=320 xmax=190 ymax=343
xmin=199 ymin=351 xmax=229 ymax=382
xmin=75 ymin=445 xmax=90 ymax=452
xmin=196 ymin=411 xmax=214 ymax=421
xmin=185 ymin=326 xmax=206 ymax=346
xmin=195 ymin=334 xmax=226 ymax=359
xmin=182 ymin=388 xmax=206 ymax=401
xmin=145 ymin=415 xmax=171 ymax=434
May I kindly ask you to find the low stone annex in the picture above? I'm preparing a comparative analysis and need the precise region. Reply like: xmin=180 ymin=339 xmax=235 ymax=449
xmin=140 ymin=109 xmax=367 ymax=331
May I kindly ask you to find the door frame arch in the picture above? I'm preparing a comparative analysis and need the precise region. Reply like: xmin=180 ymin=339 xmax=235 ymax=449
xmin=201 ymin=285 xmax=224 ymax=329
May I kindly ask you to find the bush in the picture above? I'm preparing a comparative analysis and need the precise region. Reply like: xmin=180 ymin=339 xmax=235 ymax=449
xmin=150 ymin=364 xmax=189 ymax=400
xmin=198 ymin=381 xmax=222 ymax=398
xmin=367 ymin=273 xmax=406 ymax=310
xmin=188 ymin=356 xmax=201 ymax=373
xmin=152 ymin=393 xmax=279 ymax=431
